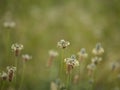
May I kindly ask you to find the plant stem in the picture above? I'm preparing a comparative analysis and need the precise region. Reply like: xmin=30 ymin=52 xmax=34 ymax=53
xmin=60 ymin=49 xmax=64 ymax=81
xmin=15 ymin=56 xmax=19 ymax=89
xmin=19 ymin=61 xmax=25 ymax=90
xmin=1 ymin=81 xmax=5 ymax=90
xmin=66 ymin=74 xmax=70 ymax=90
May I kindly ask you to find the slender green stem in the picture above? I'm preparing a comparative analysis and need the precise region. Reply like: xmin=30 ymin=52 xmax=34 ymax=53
xmin=1 ymin=81 xmax=5 ymax=90
xmin=66 ymin=74 xmax=70 ymax=90
xmin=60 ymin=49 xmax=64 ymax=81
xmin=15 ymin=56 xmax=19 ymax=89
xmin=19 ymin=62 xmax=25 ymax=90
xmin=69 ymin=73 xmax=72 ymax=86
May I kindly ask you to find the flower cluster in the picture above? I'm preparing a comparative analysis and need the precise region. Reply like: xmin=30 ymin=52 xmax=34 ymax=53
xmin=57 ymin=39 xmax=70 ymax=49
xmin=11 ymin=43 xmax=24 ymax=56
xmin=87 ymin=63 xmax=96 ymax=76
xmin=64 ymin=55 xmax=79 ymax=74
xmin=3 ymin=20 xmax=16 ymax=28
xmin=49 ymin=50 xmax=59 ymax=57
xmin=87 ymin=43 xmax=104 ymax=76
xmin=49 ymin=40 xmax=105 ymax=90
xmin=7 ymin=66 xmax=16 ymax=82
xmin=91 ymin=57 xmax=102 ymax=65
xmin=77 ymin=48 xmax=88 ymax=61
xmin=47 ymin=50 xmax=59 ymax=67
xmin=0 ymin=71 xmax=8 ymax=80
xmin=0 ymin=66 xmax=16 ymax=82
xmin=22 ymin=54 xmax=32 ymax=62
xmin=92 ymin=43 xmax=104 ymax=55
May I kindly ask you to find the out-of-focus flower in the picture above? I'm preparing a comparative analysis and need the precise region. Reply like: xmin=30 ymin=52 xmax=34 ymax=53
xmin=87 ymin=63 xmax=96 ymax=76
xmin=3 ymin=20 xmax=16 ymax=28
xmin=49 ymin=50 xmax=59 ymax=57
xmin=88 ymin=78 xmax=94 ymax=84
xmin=11 ymin=43 xmax=23 ymax=56
xmin=50 ymin=81 xmax=58 ymax=90
xmin=47 ymin=50 xmax=58 ymax=67
xmin=73 ymin=74 xmax=79 ymax=84
xmin=92 ymin=43 xmax=104 ymax=55
xmin=22 ymin=54 xmax=32 ymax=62
xmin=7 ymin=66 xmax=16 ymax=82
xmin=77 ymin=48 xmax=88 ymax=61
xmin=1 ymin=71 xmax=8 ymax=80
xmin=64 ymin=55 xmax=79 ymax=74
xmin=59 ymin=83 xmax=66 ymax=90
xmin=87 ymin=63 xmax=96 ymax=71
xmin=91 ymin=57 xmax=102 ymax=65
xmin=109 ymin=62 xmax=120 ymax=71
xmin=57 ymin=39 xmax=70 ymax=49
xmin=7 ymin=66 xmax=16 ymax=72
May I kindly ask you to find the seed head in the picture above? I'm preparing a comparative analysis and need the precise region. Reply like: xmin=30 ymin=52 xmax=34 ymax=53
xmin=49 ymin=50 xmax=58 ymax=57
xmin=87 ymin=63 xmax=96 ymax=71
xmin=3 ymin=20 xmax=16 ymax=28
xmin=92 ymin=43 xmax=104 ymax=55
xmin=64 ymin=55 xmax=79 ymax=74
xmin=77 ymin=48 xmax=88 ymax=60
xmin=22 ymin=54 xmax=32 ymax=62
xmin=1 ymin=71 xmax=8 ymax=80
xmin=57 ymin=39 xmax=70 ymax=49
xmin=7 ymin=66 xmax=16 ymax=82
xmin=11 ymin=43 xmax=23 ymax=56
xmin=91 ymin=57 xmax=102 ymax=65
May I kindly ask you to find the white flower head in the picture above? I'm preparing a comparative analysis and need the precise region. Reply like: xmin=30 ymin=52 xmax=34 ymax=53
xmin=91 ymin=57 xmax=102 ymax=65
xmin=87 ymin=63 xmax=96 ymax=71
xmin=22 ymin=54 xmax=32 ymax=61
xmin=50 ymin=82 xmax=58 ymax=90
xmin=64 ymin=55 xmax=79 ymax=67
xmin=7 ymin=66 xmax=16 ymax=72
xmin=64 ymin=55 xmax=79 ymax=74
xmin=92 ymin=43 xmax=104 ymax=55
xmin=1 ymin=71 xmax=8 ymax=80
xmin=77 ymin=48 xmax=88 ymax=59
xmin=11 ymin=43 xmax=23 ymax=56
xmin=49 ymin=50 xmax=59 ymax=57
xmin=11 ymin=43 xmax=23 ymax=51
xmin=57 ymin=39 xmax=70 ymax=49
xmin=6 ymin=66 xmax=16 ymax=82
xmin=3 ymin=20 xmax=16 ymax=28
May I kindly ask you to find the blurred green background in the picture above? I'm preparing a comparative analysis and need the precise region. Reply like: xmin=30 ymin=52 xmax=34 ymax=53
xmin=0 ymin=0 xmax=120 ymax=90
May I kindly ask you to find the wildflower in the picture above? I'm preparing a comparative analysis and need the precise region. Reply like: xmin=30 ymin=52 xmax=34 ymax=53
xmin=7 ymin=66 xmax=16 ymax=82
xmin=1 ymin=71 xmax=8 ymax=80
xmin=11 ymin=43 xmax=23 ymax=56
xmin=22 ymin=54 xmax=32 ymax=62
xmin=59 ymin=83 xmax=66 ymax=90
xmin=57 ymin=39 xmax=70 ymax=49
xmin=47 ymin=50 xmax=58 ymax=67
xmin=64 ymin=55 xmax=79 ymax=74
xmin=49 ymin=50 xmax=58 ymax=57
xmin=88 ymin=78 xmax=94 ymax=84
xmin=3 ymin=20 xmax=16 ymax=28
xmin=92 ymin=43 xmax=104 ymax=55
xmin=109 ymin=62 xmax=119 ymax=71
xmin=77 ymin=48 xmax=88 ymax=61
xmin=73 ymin=74 xmax=79 ymax=84
xmin=87 ymin=63 xmax=96 ymax=76
xmin=50 ymin=81 xmax=58 ymax=90
xmin=91 ymin=57 xmax=102 ymax=65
